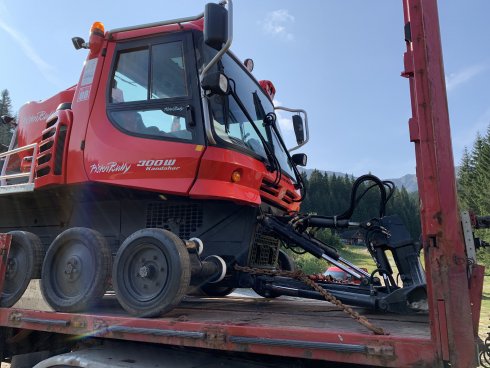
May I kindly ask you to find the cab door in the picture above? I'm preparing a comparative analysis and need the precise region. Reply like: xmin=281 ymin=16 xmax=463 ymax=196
xmin=84 ymin=31 xmax=205 ymax=195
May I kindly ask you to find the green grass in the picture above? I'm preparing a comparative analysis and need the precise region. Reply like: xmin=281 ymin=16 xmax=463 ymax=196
xmin=288 ymin=244 xmax=378 ymax=275
xmin=337 ymin=245 xmax=377 ymax=272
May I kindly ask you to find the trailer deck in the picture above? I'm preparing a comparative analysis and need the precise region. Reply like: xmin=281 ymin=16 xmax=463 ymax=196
xmin=0 ymin=284 xmax=434 ymax=367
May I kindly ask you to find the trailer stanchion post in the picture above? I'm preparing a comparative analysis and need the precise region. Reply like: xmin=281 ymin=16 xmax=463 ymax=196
xmin=402 ymin=0 xmax=479 ymax=366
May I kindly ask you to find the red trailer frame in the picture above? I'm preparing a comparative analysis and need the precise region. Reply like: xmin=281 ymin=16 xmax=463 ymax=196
xmin=402 ymin=0 xmax=483 ymax=366
xmin=0 ymin=1 xmax=483 ymax=367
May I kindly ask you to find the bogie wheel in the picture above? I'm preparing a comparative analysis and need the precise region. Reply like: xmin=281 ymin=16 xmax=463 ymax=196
xmin=112 ymin=229 xmax=191 ymax=317
xmin=40 ymin=227 xmax=112 ymax=312
xmin=253 ymin=249 xmax=295 ymax=298
xmin=1 ymin=231 xmax=43 ymax=307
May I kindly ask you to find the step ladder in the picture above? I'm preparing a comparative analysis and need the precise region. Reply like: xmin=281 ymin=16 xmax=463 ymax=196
xmin=0 ymin=143 xmax=37 ymax=194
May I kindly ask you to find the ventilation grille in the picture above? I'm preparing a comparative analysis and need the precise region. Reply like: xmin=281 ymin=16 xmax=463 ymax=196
xmin=54 ymin=126 xmax=67 ymax=175
xmin=37 ymin=116 xmax=68 ymax=178
xmin=249 ymin=227 xmax=280 ymax=268
xmin=145 ymin=202 xmax=203 ymax=239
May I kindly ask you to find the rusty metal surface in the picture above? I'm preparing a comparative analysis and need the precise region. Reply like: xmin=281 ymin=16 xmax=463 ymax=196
xmin=402 ymin=0 xmax=478 ymax=366
xmin=469 ymin=265 xmax=485 ymax=336
xmin=0 ymin=234 xmax=11 ymax=296
xmin=0 ymin=293 xmax=434 ymax=367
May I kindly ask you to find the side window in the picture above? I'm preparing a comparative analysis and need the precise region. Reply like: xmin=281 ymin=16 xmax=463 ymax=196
xmin=112 ymin=48 xmax=149 ymax=103
xmin=108 ymin=40 xmax=194 ymax=142
xmin=151 ymin=42 xmax=187 ymax=99
xmin=109 ymin=108 xmax=191 ymax=140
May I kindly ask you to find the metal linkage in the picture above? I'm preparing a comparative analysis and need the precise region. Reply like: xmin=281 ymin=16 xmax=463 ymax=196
xmin=234 ymin=265 xmax=386 ymax=336
xmin=0 ymin=143 xmax=38 ymax=192
xmin=480 ymin=330 xmax=490 ymax=368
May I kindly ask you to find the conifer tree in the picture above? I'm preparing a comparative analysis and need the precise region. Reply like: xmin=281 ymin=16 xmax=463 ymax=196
xmin=0 ymin=89 xmax=13 ymax=151
xmin=457 ymin=124 xmax=490 ymax=249
xmin=0 ymin=89 xmax=13 ymax=116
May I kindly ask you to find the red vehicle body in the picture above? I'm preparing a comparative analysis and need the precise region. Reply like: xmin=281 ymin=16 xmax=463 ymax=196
xmin=13 ymin=27 xmax=300 ymax=210
xmin=0 ymin=0 xmax=485 ymax=367
xmin=0 ymin=1 xmax=310 ymax=317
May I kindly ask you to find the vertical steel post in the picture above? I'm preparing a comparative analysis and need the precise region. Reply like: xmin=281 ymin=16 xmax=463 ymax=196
xmin=401 ymin=0 xmax=477 ymax=366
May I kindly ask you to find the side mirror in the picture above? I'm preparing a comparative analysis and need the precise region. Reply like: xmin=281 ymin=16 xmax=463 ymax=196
xmin=291 ymin=153 xmax=307 ymax=167
xmin=202 ymin=72 xmax=230 ymax=95
xmin=204 ymin=3 xmax=228 ymax=50
xmin=292 ymin=115 xmax=305 ymax=145
xmin=71 ymin=37 xmax=87 ymax=50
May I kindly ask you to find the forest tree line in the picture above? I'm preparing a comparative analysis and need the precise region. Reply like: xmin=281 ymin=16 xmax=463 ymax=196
xmin=299 ymin=123 xmax=489 ymax=268
xmin=458 ymin=124 xmax=490 ymax=251
xmin=299 ymin=171 xmax=421 ymax=241
xmin=0 ymin=88 xmax=14 ymax=151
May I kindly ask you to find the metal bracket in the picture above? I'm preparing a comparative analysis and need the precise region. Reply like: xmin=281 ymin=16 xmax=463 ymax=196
xmin=461 ymin=211 xmax=477 ymax=273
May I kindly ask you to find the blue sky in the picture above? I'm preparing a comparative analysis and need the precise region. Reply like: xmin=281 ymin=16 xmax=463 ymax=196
xmin=1 ymin=1 xmax=489 ymax=179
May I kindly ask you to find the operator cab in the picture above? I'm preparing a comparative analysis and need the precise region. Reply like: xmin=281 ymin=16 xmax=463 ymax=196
xmin=107 ymin=37 xmax=196 ymax=142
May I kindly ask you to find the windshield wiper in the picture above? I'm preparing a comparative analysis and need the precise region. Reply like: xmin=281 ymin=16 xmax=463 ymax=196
xmin=263 ymin=112 xmax=306 ymax=201
xmin=227 ymin=81 xmax=280 ymax=176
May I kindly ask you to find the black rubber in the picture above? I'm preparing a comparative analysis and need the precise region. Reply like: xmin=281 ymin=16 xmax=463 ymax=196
xmin=1 ymin=231 xmax=43 ymax=307
xmin=112 ymin=228 xmax=191 ymax=317
xmin=253 ymin=249 xmax=295 ymax=298
xmin=277 ymin=249 xmax=296 ymax=272
xmin=199 ymin=285 xmax=236 ymax=297
xmin=40 ymin=227 xmax=112 ymax=312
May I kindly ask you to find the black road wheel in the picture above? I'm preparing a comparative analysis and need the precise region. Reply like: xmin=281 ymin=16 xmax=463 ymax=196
xmin=113 ymin=229 xmax=191 ymax=317
xmin=40 ymin=228 xmax=112 ymax=312
xmin=253 ymin=249 xmax=295 ymax=298
xmin=1 ymin=231 xmax=43 ymax=307
xmin=199 ymin=285 xmax=236 ymax=297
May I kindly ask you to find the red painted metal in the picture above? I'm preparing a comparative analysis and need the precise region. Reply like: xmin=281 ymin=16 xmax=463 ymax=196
xmin=109 ymin=19 xmax=204 ymax=42
xmin=436 ymin=300 xmax=450 ymax=361
xmin=402 ymin=0 xmax=478 ymax=366
xmin=189 ymin=146 xmax=300 ymax=210
xmin=469 ymin=265 xmax=485 ymax=336
xmin=10 ymin=16 xmax=298 ymax=210
xmin=0 ymin=307 xmax=436 ymax=367
xmin=0 ymin=234 xmax=11 ymax=295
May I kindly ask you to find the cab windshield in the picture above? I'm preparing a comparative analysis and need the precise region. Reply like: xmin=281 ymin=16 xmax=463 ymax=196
xmin=207 ymin=52 xmax=296 ymax=180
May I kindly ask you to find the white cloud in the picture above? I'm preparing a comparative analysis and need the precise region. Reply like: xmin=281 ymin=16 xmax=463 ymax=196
xmin=261 ymin=9 xmax=295 ymax=41
xmin=0 ymin=18 xmax=62 ymax=87
xmin=446 ymin=64 xmax=487 ymax=92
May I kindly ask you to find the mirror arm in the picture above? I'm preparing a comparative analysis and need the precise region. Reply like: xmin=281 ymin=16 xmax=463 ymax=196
xmin=200 ymin=0 xmax=233 ymax=82
xmin=267 ymin=115 xmax=307 ymax=199
xmin=274 ymin=106 xmax=309 ymax=152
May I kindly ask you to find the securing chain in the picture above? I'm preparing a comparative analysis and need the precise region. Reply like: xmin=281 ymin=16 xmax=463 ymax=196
xmin=234 ymin=265 xmax=386 ymax=335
